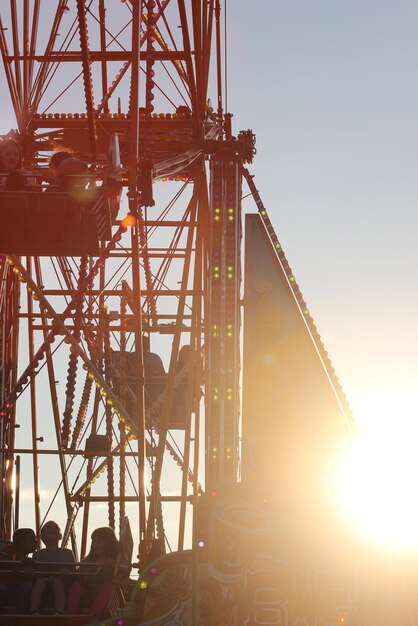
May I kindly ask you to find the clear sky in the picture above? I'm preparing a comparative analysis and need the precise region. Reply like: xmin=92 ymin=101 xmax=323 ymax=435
xmin=228 ymin=1 xmax=418 ymax=438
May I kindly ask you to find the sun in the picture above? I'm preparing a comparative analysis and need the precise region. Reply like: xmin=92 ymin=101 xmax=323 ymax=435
xmin=335 ymin=419 xmax=418 ymax=552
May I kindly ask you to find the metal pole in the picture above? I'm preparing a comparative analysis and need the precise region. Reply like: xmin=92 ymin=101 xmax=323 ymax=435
xmin=128 ymin=0 xmax=147 ymax=567
xmin=14 ymin=455 xmax=20 ymax=531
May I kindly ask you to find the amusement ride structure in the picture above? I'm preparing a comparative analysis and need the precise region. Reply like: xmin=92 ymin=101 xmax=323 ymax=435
xmin=0 ymin=2 xmax=361 ymax=625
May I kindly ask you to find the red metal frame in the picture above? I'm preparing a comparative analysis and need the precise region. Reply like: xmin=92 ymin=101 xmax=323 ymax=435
xmin=0 ymin=1 xmax=236 ymax=566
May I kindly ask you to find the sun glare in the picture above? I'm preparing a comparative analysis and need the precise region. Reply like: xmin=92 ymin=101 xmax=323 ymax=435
xmin=336 ymin=415 xmax=418 ymax=552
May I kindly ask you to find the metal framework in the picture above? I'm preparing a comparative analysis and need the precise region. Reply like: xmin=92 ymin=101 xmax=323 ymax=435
xmin=0 ymin=0 xmax=255 ymax=565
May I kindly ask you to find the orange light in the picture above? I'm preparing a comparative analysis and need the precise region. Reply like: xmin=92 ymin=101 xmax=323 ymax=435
xmin=121 ymin=214 xmax=136 ymax=228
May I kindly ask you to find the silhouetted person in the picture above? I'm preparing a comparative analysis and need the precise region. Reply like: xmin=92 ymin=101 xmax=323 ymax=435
xmin=143 ymin=335 xmax=166 ymax=403
xmin=171 ymin=344 xmax=202 ymax=428
xmin=111 ymin=336 xmax=166 ymax=416
xmin=47 ymin=150 xmax=88 ymax=193
xmin=0 ymin=528 xmax=36 ymax=613
xmin=30 ymin=520 xmax=74 ymax=614
xmin=68 ymin=526 xmax=130 ymax=620
xmin=0 ymin=139 xmax=25 ymax=190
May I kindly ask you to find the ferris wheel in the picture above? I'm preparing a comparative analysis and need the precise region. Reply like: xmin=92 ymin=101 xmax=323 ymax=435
xmin=0 ymin=4 xmax=365 ymax=625
xmin=0 ymin=0 xmax=258 ymax=565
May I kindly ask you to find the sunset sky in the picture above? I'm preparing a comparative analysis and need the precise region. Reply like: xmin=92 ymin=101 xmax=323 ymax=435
xmin=229 ymin=2 xmax=418 ymax=547
xmin=229 ymin=1 xmax=418 ymax=438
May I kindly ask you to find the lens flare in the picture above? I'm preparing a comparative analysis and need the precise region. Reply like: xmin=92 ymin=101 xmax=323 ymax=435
xmin=335 ymin=425 xmax=418 ymax=552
